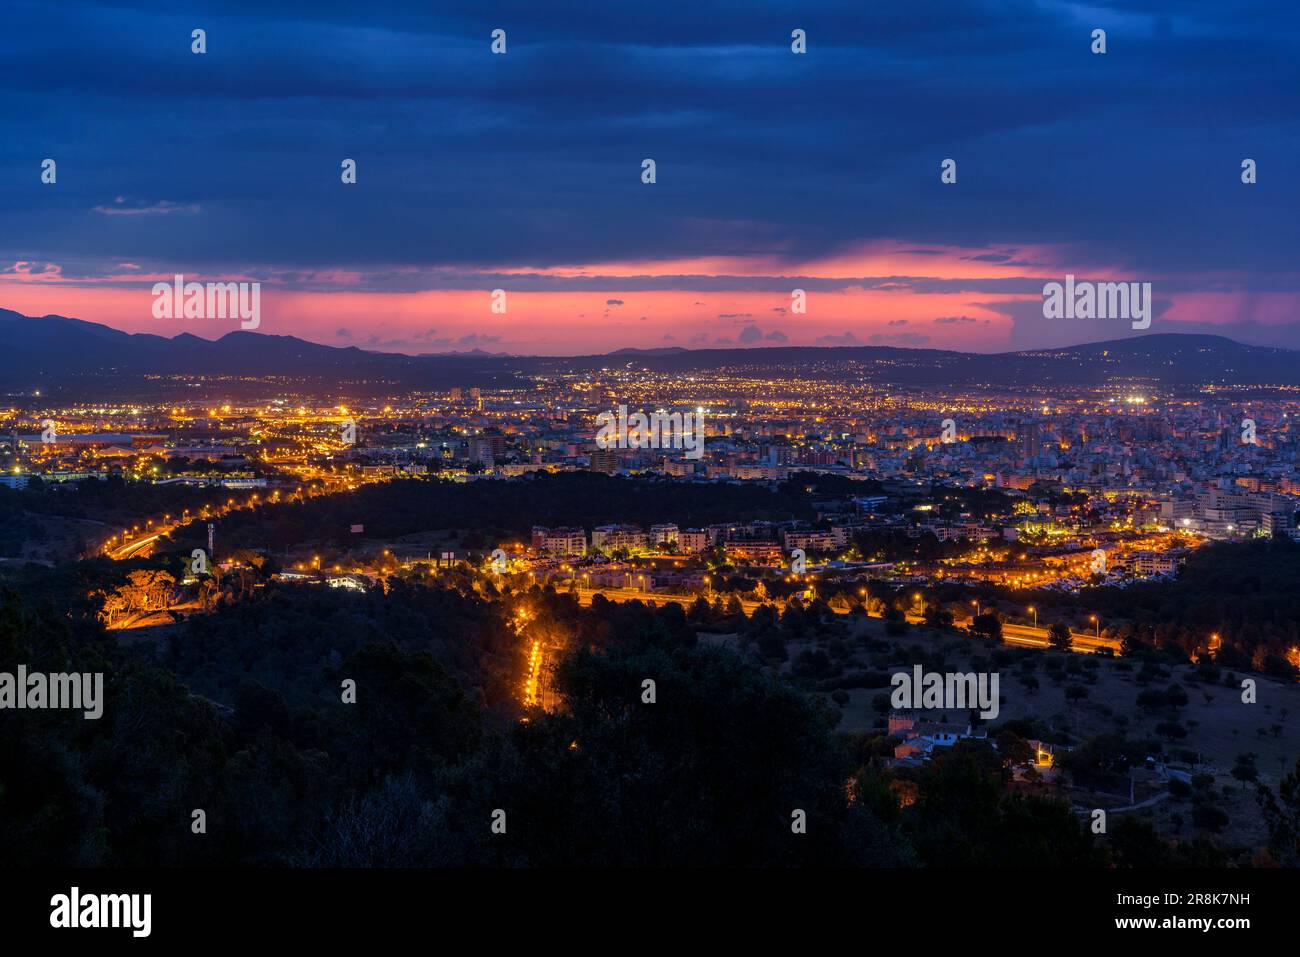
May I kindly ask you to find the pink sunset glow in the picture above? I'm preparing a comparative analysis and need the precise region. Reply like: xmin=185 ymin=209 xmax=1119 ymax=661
xmin=0 ymin=241 xmax=1291 ymax=355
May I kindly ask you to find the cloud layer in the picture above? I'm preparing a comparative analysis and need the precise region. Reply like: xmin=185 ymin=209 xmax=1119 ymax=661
xmin=1 ymin=1 xmax=1297 ymax=353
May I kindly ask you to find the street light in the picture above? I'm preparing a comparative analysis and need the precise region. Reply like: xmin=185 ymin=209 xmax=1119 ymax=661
xmin=1090 ymin=614 xmax=1099 ymax=638
xmin=1028 ymin=605 xmax=1037 ymax=628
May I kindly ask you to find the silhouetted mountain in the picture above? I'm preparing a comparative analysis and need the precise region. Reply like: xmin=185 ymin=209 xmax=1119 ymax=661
xmin=546 ymin=333 xmax=1299 ymax=390
xmin=0 ymin=310 xmax=526 ymax=394
xmin=2 ymin=309 xmax=1296 ymax=399
xmin=607 ymin=347 xmax=690 ymax=356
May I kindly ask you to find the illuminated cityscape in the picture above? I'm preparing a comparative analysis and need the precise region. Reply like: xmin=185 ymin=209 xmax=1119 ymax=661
xmin=4 ymin=0 xmax=1299 ymax=936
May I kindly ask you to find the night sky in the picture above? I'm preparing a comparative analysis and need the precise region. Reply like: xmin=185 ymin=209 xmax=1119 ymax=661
xmin=1 ymin=0 xmax=1297 ymax=354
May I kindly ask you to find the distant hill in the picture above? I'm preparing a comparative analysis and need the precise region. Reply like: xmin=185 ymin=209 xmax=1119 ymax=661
xmin=607 ymin=346 xmax=690 ymax=357
xmin=1 ymin=309 xmax=1296 ymax=398
xmin=551 ymin=333 xmax=1298 ymax=389
xmin=0 ymin=309 xmax=525 ymax=394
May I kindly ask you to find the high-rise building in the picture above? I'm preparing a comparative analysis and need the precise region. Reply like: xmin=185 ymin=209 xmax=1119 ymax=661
xmin=531 ymin=526 xmax=587 ymax=556
xmin=589 ymin=448 xmax=618 ymax=473
xmin=469 ymin=430 xmax=506 ymax=465
xmin=1263 ymin=510 xmax=1295 ymax=535
xmin=1016 ymin=421 xmax=1040 ymax=461
xmin=649 ymin=523 xmax=679 ymax=545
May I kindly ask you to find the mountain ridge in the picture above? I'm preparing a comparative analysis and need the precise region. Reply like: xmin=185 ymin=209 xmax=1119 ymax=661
xmin=1 ymin=309 xmax=1295 ymax=396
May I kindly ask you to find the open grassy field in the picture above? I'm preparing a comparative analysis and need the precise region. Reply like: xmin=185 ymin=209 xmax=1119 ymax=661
xmin=704 ymin=614 xmax=1299 ymax=849
xmin=813 ymin=618 xmax=1299 ymax=782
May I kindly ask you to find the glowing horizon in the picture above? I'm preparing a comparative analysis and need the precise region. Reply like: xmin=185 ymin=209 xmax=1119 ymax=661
xmin=2 ymin=240 xmax=1294 ymax=356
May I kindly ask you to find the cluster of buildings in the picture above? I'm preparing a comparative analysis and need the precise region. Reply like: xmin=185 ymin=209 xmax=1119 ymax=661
xmin=1159 ymin=483 xmax=1300 ymax=541
xmin=530 ymin=519 xmax=859 ymax=562
xmin=6 ymin=375 xmax=1300 ymax=593
xmin=887 ymin=713 xmax=989 ymax=764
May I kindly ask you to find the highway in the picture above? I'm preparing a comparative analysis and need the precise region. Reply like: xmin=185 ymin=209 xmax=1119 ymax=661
xmin=569 ymin=586 xmax=1122 ymax=654
xmin=110 ymin=531 xmax=166 ymax=560
xmin=99 ymin=476 xmax=385 ymax=563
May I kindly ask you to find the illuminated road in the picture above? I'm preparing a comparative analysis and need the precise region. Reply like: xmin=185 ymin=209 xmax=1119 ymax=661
xmin=573 ymin=586 xmax=764 ymax=614
xmin=523 ymin=639 xmax=542 ymax=707
xmin=100 ymin=476 xmax=386 ymax=563
xmin=110 ymin=532 xmax=165 ymax=560
xmin=570 ymin=587 xmax=1121 ymax=654
xmin=1001 ymin=622 xmax=1120 ymax=654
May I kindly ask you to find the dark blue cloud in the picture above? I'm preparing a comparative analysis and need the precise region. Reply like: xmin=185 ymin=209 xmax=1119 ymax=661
xmin=0 ymin=0 xmax=1296 ymax=311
